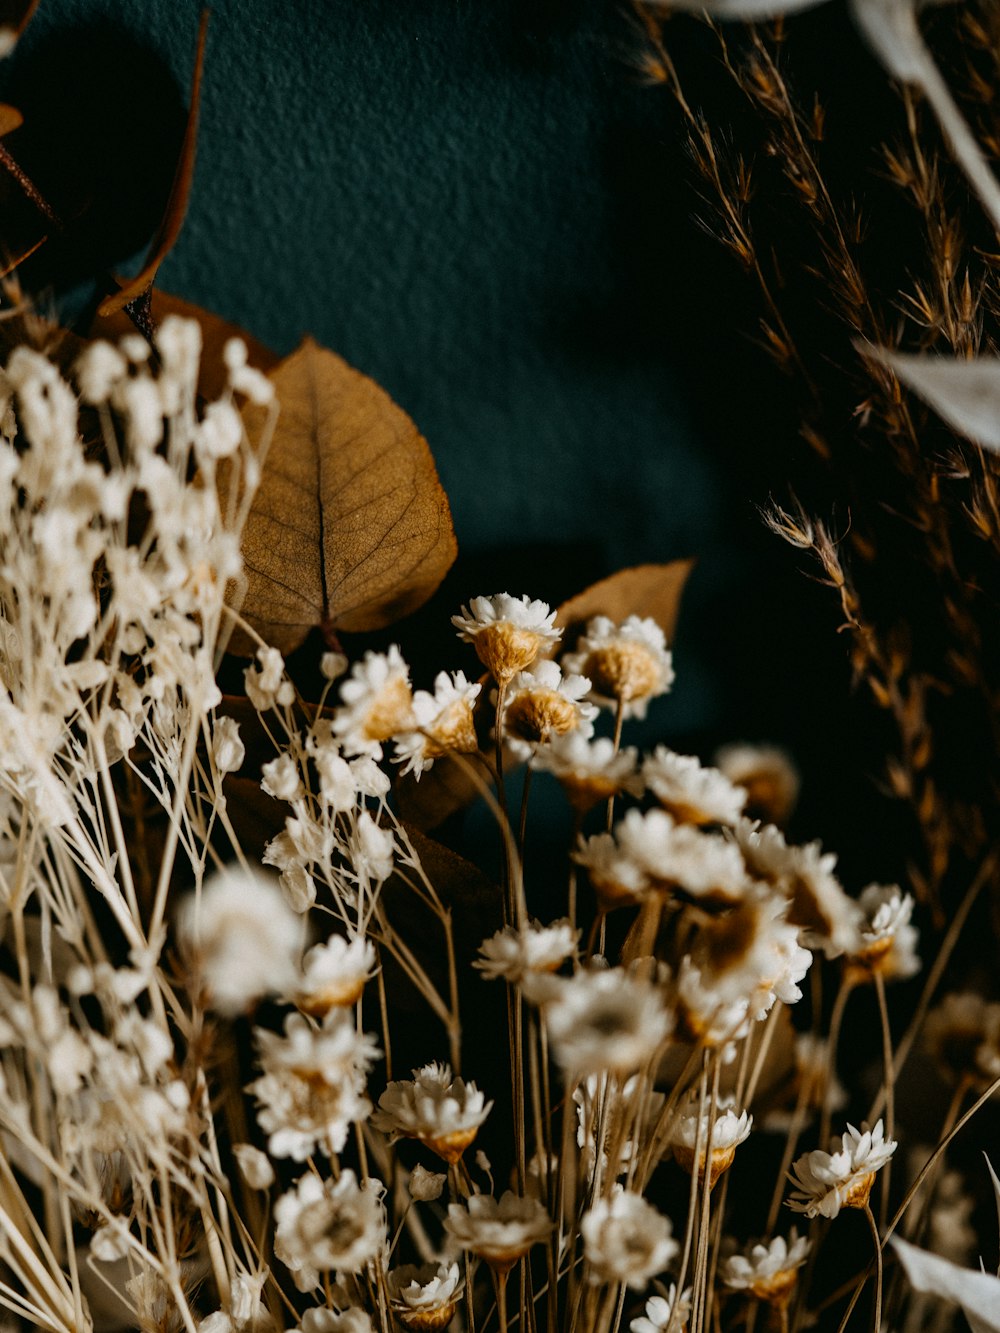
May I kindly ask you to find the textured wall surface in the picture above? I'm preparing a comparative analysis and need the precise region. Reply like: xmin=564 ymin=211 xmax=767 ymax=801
xmin=2 ymin=0 xmax=884 ymax=868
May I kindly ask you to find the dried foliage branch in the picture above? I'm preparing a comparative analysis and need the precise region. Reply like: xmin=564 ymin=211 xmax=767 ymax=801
xmin=638 ymin=1 xmax=1000 ymax=912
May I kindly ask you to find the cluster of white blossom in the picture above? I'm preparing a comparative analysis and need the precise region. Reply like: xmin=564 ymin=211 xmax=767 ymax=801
xmin=0 ymin=324 xmax=954 ymax=1333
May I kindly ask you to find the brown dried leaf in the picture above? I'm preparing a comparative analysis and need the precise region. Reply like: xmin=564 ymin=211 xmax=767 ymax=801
xmin=232 ymin=338 xmax=457 ymax=654
xmin=97 ymin=11 xmax=208 ymax=317
xmin=554 ymin=558 xmax=695 ymax=644
xmin=0 ymin=104 xmax=23 ymax=137
xmin=89 ymin=290 xmax=278 ymax=402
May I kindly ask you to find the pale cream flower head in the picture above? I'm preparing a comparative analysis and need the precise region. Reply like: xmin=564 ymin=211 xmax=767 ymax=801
xmin=787 ymin=1120 xmax=897 ymax=1219
xmin=474 ymin=919 xmax=578 ymax=984
xmin=630 ymin=1286 xmax=692 ymax=1333
xmin=715 ymin=743 xmax=800 ymax=825
xmin=642 ymin=747 xmax=747 ymax=827
xmin=332 ymin=646 xmax=413 ymax=756
xmin=444 ymin=1191 xmax=552 ymax=1274
xmin=543 ymin=966 xmax=671 ymax=1077
xmin=617 ymin=808 xmax=749 ymax=906
xmin=388 ymin=1261 xmax=464 ymax=1330
xmin=734 ymin=820 xmax=862 ymax=959
xmin=721 ymin=1231 xmax=810 ymax=1306
xmin=295 ymin=934 xmax=377 ymax=1015
xmin=574 ymin=831 xmax=650 ymax=910
xmin=273 ymin=1170 xmax=385 ymax=1291
xmin=177 ymin=867 xmax=304 ymax=1017
xmin=581 ymin=1189 xmax=679 ymax=1289
xmin=562 ymin=614 xmax=674 ymax=718
xmin=531 ymin=731 xmax=642 ymax=812
xmin=670 ymin=1096 xmax=753 ymax=1187
xmin=452 ymin=593 xmax=560 ymax=684
xmin=371 ymin=1061 xmax=492 ymax=1164
xmin=393 ymin=670 xmax=481 ymax=777
xmin=849 ymin=884 xmax=920 ymax=981
xmin=500 ymin=659 xmax=597 ymax=758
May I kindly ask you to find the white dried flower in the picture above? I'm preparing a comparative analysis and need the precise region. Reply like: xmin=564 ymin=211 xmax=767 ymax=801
xmin=562 ymin=614 xmax=674 ymax=718
xmin=332 ymin=646 xmax=413 ymax=756
xmin=250 ymin=1010 xmax=377 ymax=1160
xmin=296 ymin=935 xmax=377 ymax=1014
xmin=408 ymin=1164 xmax=446 ymax=1202
xmin=371 ymin=1062 xmax=492 ymax=1164
xmin=715 ymin=743 xmax=799 ymax=825
xmin=500 ymin=659 xmax=597 ymax=759
xmin=787 ymin=1120 xmax=897 ymax=1219
xmin=261 ymin=753 xmax=305 ymax=802
xmin=617 ymin=808 xmax=749 ymax=905
xmin=721 ymin=1231 xmax=810 ymax=1305
xmin=177 ymin=867 xmax=304 ymax=1016
xmin=388 ymin=1262 xmax=463 ymax=1329
xmin=582 ymin=1189 xmax=678 ymax=1289
xmin=452 ymin=593 xmax=560 ymax=684
xmin=444 ymin=1191 xmax=552 ymax=1271
xmin=393 ymin=670 xmax=481 ymax=777
xmin=630 ymin=1286 xmax=692 ymax=1333
xmin=212 ymin=716 xmax=246 ymax=774
xmin=233 ymin=1143 xmax=275 ymax=1190
xmin=245 ymin=647 xmax=295 ymax=712
xmin=733 ymin=820 xmax=862 ymax=958
xmin=274 ymin=1170 xmax=385 ymax=1291
xmin=574 ymin=831 xmax=650 ymax=909
xmin=850 ymin=884 xmax=920 ymax=980
xmin=642 ymin=747 xmax=746 ymax=826
xmin=531 ymin=731 xmax=642 ymax=812
xmin=543 ymin=967 xmax=671 ymax=1077
xmin=670 ymin=1097 xmax=752 ymax=1186
xmin=474 ymin=919 xmax=578 ymax=984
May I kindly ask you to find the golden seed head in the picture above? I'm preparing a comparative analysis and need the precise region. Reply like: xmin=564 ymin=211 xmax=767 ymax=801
xmin=504 ymin=689 xmax=579 ymax=745
xmin=362 ymin=675 xmax=414 ymax=742
xmin=584 ymin=641 xmax=663 ymax=702
xmin=474 ymin=623 xmax=545 ymax=683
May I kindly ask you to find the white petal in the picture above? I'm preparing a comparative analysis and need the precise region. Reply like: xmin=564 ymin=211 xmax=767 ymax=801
xmin=847 ymin=0 xmax=1000 ymax=233
xmin=864 ymin=348 xmax=1000 ymax=453
xmin=892 ymin=1237 xmax=1000 ymax=1333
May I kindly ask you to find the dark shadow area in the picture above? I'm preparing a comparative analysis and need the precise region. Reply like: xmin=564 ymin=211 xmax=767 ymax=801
xmin=0 ymin=17 xmax=186 ymax=294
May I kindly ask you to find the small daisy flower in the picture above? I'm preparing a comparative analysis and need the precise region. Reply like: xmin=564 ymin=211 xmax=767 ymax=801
xmin=452 ymin=593 xmax=560 ymax=684
xmin=670 ymin=1097 xmax=752 ymax=1187
xmin=474 ymin=919 xmax=578 ymax=984
xmin=787 ymin=1120 xmax=897 ymax=1219
xmin=250 ymin=1010 xmax=378 ymax=1160
xmin=715 ymin=743 xmax=800 ymax=825
xmin=763 ymin=1034 xmax=847 ymax=1132
xmin=393 ymin=670 xmax=481 ymax=777
xmin=371 ymin=1062 xmax=492 ymax=1164
xmin=630 ymin=1286 xmax=692 ymax=1333
xmin=531 ymin=731 xmax=642 ymax=812
xmin=617 ymin=808 xmax=749 ymax=905
xmin=721 ymin=1231 xmax=810 ymax=1306
xmin=274 ymin=1170 xmax=385 ymax=1291
xmin=177 ymin=868 xmax=304 ymax=1017
xmin=562 ymin=614 xmax=674 ymax=719
xmin=388 ymin=1261 xmax=464 ymax=1330
xmin=332 ymin=646 xmax=413 ymax=757
xmin=543 ymin=967 xmax=671 ymax=1078
xmin=444 ymin=1192 xmax=552 ymax=1274
xmin=675 ymin=959 xmax=750 ymax=1049
xmin=642 ymin=748 xmax=747 ymax=827
xmin=582 ymin=1189 xmax=678 ymax=1289
xmin=849 ymin=884 xmax=920 ymax=981
xmin=295 ymin=935 xmax=377 ymax=1015
xmin=733 ymin=821 xmax=861 ymax=959
xmin=408 ymin=1164 xmax=446 ymax=1202
xmin=574 ymin=832 xmax=650 ymax=910
xmin=499 ymin=659 xmax=597 ymax=758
